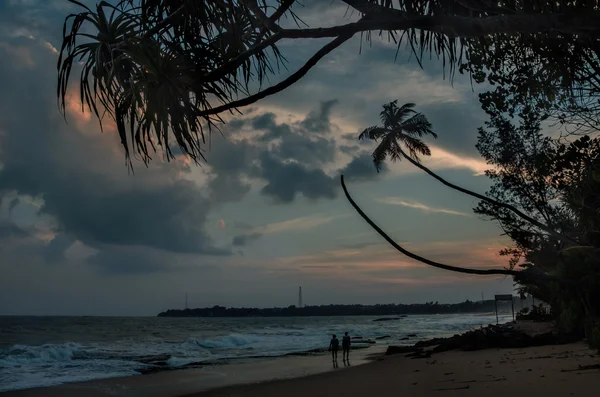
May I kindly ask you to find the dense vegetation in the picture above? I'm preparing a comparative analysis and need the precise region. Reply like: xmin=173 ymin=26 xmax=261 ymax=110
xmin=157 ymin=299 xmax=515 ymax=318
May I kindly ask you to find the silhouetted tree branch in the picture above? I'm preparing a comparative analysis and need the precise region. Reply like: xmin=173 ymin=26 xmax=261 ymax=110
xmin=197 ymin=33 xmax=354 ymax=117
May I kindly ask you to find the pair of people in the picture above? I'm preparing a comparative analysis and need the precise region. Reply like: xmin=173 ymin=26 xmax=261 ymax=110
xmin=329 ymin=332 xmax=351 ymax=362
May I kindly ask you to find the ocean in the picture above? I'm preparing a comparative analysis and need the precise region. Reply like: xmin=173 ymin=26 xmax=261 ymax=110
xmin=0 ymin=313 xmax=513 ymax=392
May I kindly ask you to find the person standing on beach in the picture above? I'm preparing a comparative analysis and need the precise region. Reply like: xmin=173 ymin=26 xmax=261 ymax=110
xmin=329 ymin=334 xmax=339 ymax=362
xmin=342 ymin=332 xmax=351 ymax=361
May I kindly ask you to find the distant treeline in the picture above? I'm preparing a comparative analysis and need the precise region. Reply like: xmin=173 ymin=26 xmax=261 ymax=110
xmin=157 ymin=299 xmax=518 ymax=318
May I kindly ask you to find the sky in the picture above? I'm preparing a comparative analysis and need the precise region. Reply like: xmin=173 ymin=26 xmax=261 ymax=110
xmin=0 ymin=0 xmax=517 ymax=316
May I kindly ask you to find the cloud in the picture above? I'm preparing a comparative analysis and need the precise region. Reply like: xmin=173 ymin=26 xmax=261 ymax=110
xmin=376 ymin=197 xmax=472 ymax=216
xmin=41 ymin=234 xmax=75 ymax=264
xmin=338 ymin=152 xmax=387 ymax=182
xmin=205 ymin=99 xmax=384 ymax=205
xmin=427 ymin=146 xmax=489 ymax=176
xmin=85 ymin=245 xmax=183 ymax=275
xmin=0 ymin=220 xmax=30 ymax=240
xmin=299 ymin=99 xmax=339 ymax=133
xmin=0 ymin=35 xmax=230 ymax=268
xmin=232 ymin=232 xmax=262 ymax=247
xmin=277 ymin=237 xmax=510 ymax=278
xmin=252 ymin=214 xmax=342 ymax=235
xmin=258 ymin=152 xmax=337 ymax=203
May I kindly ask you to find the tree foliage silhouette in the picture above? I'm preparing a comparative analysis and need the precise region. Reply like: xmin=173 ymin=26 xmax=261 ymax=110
xmin=358 ymin=101 xmax=437 ymax=172
xmin=57 ymin=0 xmax=600 ymax=165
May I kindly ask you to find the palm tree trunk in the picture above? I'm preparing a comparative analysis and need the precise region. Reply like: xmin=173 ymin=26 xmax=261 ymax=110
xmin=396 ymin=147 xmax=578 ymax=244
xmin=339 ymin=175 xmax=569 ymax=284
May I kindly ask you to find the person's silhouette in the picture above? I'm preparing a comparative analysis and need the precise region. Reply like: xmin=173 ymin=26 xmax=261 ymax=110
xmin=328 ymin=334 xmax=339 ymax=362
xmin=342 ymin=332 xmax=351 ymax=361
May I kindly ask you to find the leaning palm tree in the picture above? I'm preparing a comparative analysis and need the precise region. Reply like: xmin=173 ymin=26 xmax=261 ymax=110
xmin=358 ymin=101 xmax=437 ymax=172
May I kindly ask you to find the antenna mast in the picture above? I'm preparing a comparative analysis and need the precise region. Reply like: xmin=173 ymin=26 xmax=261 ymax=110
xmin=298 ymin=287 xmax=303 ymax=308
xmin=185 ymin=292 xmax=188 ymax=310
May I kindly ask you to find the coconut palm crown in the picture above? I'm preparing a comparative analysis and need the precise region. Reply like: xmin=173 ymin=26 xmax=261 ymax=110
xmin=359 ymin=101 xmax=438 ymax=172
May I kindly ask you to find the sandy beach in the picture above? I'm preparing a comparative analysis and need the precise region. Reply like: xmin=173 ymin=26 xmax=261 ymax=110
xmin=7 ymin=339 xmax=599 ymax=397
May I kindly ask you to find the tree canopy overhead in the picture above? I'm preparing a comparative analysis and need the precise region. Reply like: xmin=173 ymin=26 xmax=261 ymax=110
xmin=58 ymin=0 xmax=600 ymax=166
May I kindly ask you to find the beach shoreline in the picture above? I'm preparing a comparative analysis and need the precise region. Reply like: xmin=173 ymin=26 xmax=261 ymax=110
xmin=6 ymin=340 xmax=600 ymax=397
xmin=6 ymin=321 xmax=599 ymax=397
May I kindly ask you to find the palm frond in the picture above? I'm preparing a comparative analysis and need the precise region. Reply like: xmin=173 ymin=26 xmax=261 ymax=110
xmin=359 ymin=126 xmax=387 ymax=141
xmin=402 ymin=112 xmax=436 ymax=138
xmin=380 ymin=100 xmax=399 ymax=128
xmin=401 ymin=134 xmax=432 ymax=162
xmin=395 ymin=102 xmax=417 ymax=124
xmin=372 ymin=134 xmax=397 ymax=172
xmin=58 ymin=0 xmax=292 ymax=166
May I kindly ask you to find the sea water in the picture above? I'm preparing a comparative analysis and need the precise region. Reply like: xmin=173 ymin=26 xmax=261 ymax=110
xmin=0 ymin=313 xmax=513 ymax=392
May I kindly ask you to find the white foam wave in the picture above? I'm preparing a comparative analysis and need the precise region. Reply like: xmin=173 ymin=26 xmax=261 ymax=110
xmin=0 ymin=342 xmax=83 ymax=366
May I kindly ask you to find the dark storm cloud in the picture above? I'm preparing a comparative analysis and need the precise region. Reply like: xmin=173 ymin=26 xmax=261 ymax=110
xmin=206 ymin=98 xmax=357 ymax=205
xmin=0 ymin=36 xmax=229 ymax=270
xmin=299 ymin=99 xmax=339 ymax=133
xmin=253 ymin=113 xmax=293 ymax=142
xmin=205 ymin=137 xmax=258 ymax=203
xmin=258 ymin=152 xmax=337 ymax=203
xmin=232 ymin=232 xmax=262 ymax=247
xmin=272 ymin=132 xmax=336 ymax=167
xmin=338 ymin=152 xmax=387 ymax=182
xmin=227 ymin=118 xmax=246 ymax=131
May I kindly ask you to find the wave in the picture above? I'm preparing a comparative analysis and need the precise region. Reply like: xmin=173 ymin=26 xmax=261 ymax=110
xmin=189 ymin=333 xmax=268 ymax=349
xmin=1 ymin=342 xmax=84 ymax=366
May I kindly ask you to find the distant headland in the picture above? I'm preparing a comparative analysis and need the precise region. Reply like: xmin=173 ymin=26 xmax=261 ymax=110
xmin=157 ymin=299 xmax=516 ymax=317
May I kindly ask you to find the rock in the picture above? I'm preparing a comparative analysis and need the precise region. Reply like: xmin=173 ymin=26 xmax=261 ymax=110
xmin=385 ymin=323 xmax=577 ymax=358
xmin=407 ymin=333 xmax=418 ymax=337
xmin=376 ymin=335 xmax=391 ymax=340
xmin=400 ymin=337 xmax=409 ymax=341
